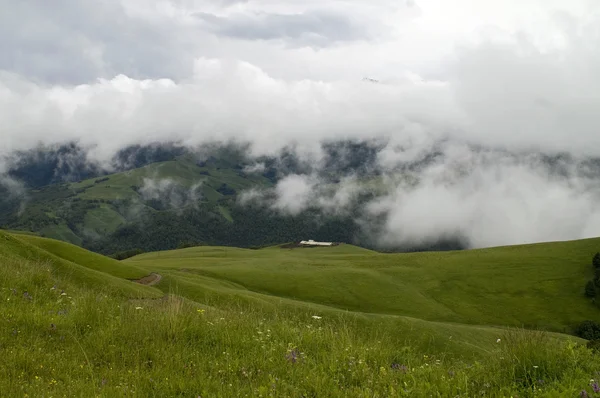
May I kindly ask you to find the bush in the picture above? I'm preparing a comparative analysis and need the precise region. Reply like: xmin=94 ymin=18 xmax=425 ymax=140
xmin=585 ymin=280 xmax=597 ymax=298
xmin=574 ymin=320 xmax=600 ymax=340
xmin=177 ymin=241 xmax=198 ymax=249
xmin=594 ymin=252 xmax=600 ymax=268
xmin=110 ymin=248 xmax=144 ymax=260
xmin=587 ymin=339 xmax=600 ymax=352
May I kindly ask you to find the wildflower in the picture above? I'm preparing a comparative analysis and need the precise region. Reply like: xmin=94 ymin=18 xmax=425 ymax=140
xmin=311 ymin=315 xmax=322 ymax=320
xmin=391 ymin=363 xmax=408 ymax=373
xmin=135 ymin=307 xmax=143 ymax=310
xmin=60 ymin=292 xmax=67 ymax=296
xmin=533 ymin=366 xmax=539 ymax=369
xmin=580 ymin=390 xmax=588 ymax=398
xmin=591 ymin=382 xmax=600 ymax=393
xmin=286 ymin=349 xmax=299 ymax=364
xmin=496 ymin=339 xmax=501 ymax=343
xmin=23 ymin=292 xmax=32 ymax=301
xmin=197 ymin=309 xmax=205 ymax=314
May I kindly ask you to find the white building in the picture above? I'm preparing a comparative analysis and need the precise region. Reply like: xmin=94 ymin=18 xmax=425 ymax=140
xmin=299 ymin=240 xmax=333 ymax=247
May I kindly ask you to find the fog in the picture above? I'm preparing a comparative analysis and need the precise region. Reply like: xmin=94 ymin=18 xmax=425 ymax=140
xmin=2 ymin=0 xmax=600 ymax=248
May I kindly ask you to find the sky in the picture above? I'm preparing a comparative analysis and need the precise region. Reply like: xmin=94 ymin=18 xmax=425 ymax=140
xmin=2 ymin=0 xmax=600 ymax=248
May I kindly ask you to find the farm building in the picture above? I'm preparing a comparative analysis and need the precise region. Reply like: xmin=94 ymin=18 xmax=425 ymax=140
xmin=299 ymin=240 xmax=334 ymax=247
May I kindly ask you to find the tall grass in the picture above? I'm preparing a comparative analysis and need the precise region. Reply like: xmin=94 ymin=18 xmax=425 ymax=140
xmin=2 ymin=257 xmax=600 ymax=397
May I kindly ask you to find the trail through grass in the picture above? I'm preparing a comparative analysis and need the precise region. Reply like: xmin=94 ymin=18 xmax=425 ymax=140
xmin=2 ymin=232 xmax=600 ymax=396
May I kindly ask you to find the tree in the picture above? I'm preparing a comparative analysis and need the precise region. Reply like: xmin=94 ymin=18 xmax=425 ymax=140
xmin=593 ymin=252 xmax=600 ymax=268
xmin=575 ymin=320 xmax=600 ymax=340
xmin=585 ymin=280 xmax=597 ymax=298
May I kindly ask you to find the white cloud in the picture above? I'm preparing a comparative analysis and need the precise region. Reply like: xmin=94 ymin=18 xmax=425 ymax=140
xmin=243 ymin=162 xmax=266 ymax=174
xmin=2 ymin=0 xmax=600 ymax=248
xmin=272 ymin=174 xmax=316 ymax=215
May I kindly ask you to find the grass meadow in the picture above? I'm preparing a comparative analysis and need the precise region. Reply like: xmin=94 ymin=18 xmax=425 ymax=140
xmin=2 ymin=231 xmax=600 ymax=397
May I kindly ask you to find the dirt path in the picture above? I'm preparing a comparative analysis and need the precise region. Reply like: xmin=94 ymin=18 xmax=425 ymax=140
xmin=134 ymin=273 xmax=162 ymax=286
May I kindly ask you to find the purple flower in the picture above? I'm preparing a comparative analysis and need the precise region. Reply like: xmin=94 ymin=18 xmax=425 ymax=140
xmin=286 ymin=349 xmax=299 ymax=364
xmin=22 ymin=292 xmax=32 ymax=301
xmin=391 ymin=363 xmax=408 ymax=373
xmin=580 ymin=390 xmax=588 ymax=398
xmin=591 ymin=382 xmax=600 ymax=393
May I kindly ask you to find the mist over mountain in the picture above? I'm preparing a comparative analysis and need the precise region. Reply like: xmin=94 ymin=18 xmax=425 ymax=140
xmin=1 ymin=0 xmax=600 ymax=253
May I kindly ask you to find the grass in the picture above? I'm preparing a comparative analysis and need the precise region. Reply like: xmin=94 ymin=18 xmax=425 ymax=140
xmin=39 ymin=223 xmax=83 ymax=246
xmin=127 ymin=240 xmax=600 ymax=333
xmin=2 ymin=231 xmax=600 ymax=396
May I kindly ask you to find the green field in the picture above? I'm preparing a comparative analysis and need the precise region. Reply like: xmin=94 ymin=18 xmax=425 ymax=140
xmin=126 ymin=240 xmax=600 ymax=333
xmin=2 ymin=230 xmax=600 ymax=396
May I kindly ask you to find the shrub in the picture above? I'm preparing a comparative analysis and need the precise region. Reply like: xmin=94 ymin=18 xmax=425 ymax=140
xmin=574 ymin=320 xmax=600 ymax=340
xmin=594 ymin=252 xmax=600 ymax=268
xmin=111 ymin=248 xmax=144 ymax=260
xmin=587 ymin=339 xmax=600 ymax=353
xmin=585 ymin=280 xmax=597 ymax=298
xmin=177 ymin=241 xmax=197 ymax=249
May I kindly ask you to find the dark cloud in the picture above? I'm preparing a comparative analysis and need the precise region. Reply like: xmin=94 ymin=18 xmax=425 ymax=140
xmin=194 ymin=9 xmax=373 ymax=46
xmin=0 ymin=0 xmax=197 ymax=84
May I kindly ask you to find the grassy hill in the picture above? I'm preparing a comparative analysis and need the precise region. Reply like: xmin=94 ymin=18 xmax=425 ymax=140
xmin=126 ymin=239 xmax=600 ymax=333
xmin=3 ymin=154 xmax=273 ymax=244
xmin=2 ymin=231 xmax=600 ymax=396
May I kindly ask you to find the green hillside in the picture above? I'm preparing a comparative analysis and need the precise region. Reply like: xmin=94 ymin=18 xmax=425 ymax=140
xmin=127 ymin=239 xmax=600 ymax=333
xmin=0 ymin=152 xmax=399 ymax=255
xmin=0 ymin=231 xmax=160 ymax=298
xmin=1 ymin=155 xmax=273 ymax=247
xmin=2 ymin=231 xmax=600 ymax=396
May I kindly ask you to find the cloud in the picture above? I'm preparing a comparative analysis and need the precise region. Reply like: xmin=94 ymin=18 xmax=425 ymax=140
xmin=272 ymin=174 xmax=316 ymax=215
xmin=138 ymin=178 xmax=203 ymax=210
xmin=0 ymin=0 xmax=210 ymax=84
xmin=243 ymin=163 xmax=266 ymax=174
xmin=194 ymin=9 xmax=379 ymax=47
xmin=244 ymin=141 xmax=600 ymax=249
xmin=2 ymin=0 xmax=600 ymax=249
xmin=366 ymin=146 xmax=600 ymax=248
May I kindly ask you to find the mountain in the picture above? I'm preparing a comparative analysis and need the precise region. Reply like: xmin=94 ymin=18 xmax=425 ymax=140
xmin=1 ymin=141 xmax=466 ymax=255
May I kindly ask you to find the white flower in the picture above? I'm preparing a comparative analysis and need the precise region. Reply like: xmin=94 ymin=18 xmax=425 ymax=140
xmin=533 ymin=366 xmax=539 ymax=369
xmin=312 ymin=315 xmax=322 ymax=320
xmin=135 ymin=306 xmax=143 ymax=310
xmin=496 ymin=339 xmax=501 ymax=343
